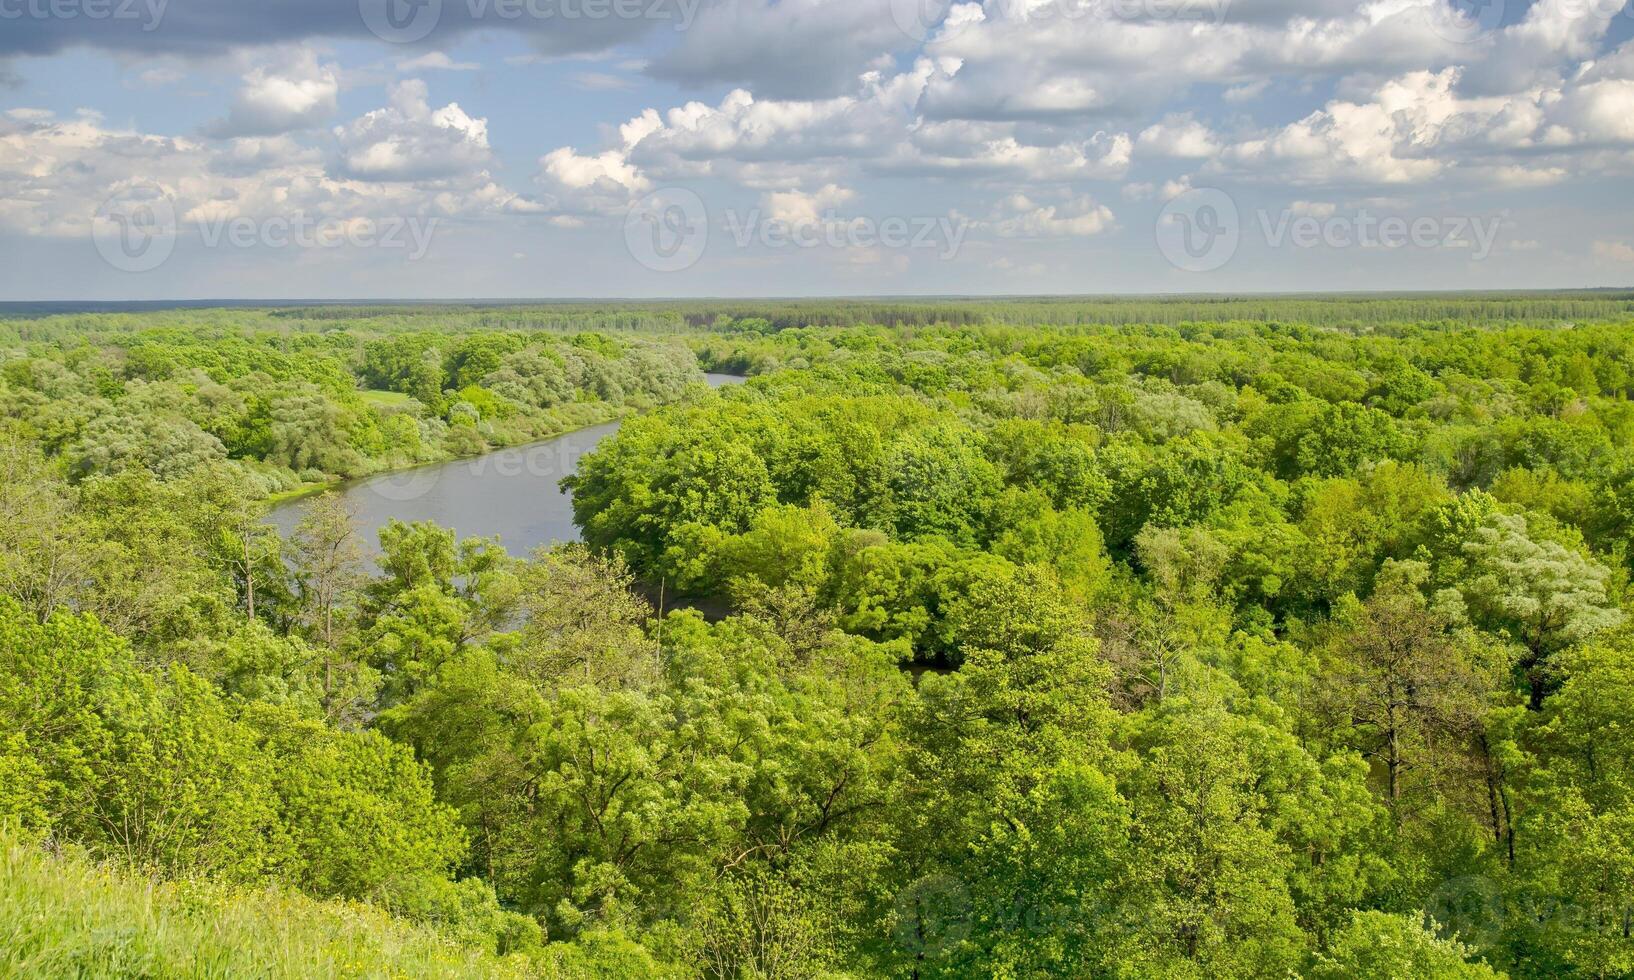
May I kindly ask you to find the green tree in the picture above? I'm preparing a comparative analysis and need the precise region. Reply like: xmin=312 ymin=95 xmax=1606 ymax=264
xmin=873 ymin=426 xmax=1001 ymax=547
xmin=1312 ymin=911 xmax=1504 ymax=979
xmin=243 ymin=704 xmax=467 ymax=901
xmin=511 ymin=544 xmax=658 ymax=690
xmin=1460 ymin=512 xmax=1623 ymax=708
xmin=1322 ymin=561 xmax=1495 ymax=818
xmin=289 ymin=497 xmax=363 ymax=639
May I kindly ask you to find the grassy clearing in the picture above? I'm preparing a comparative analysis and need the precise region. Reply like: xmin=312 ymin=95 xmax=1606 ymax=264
xmin=0 ymin=835 xmax=537 ymax=979
xmin=358 ymin=389 xmax=417 ymax=409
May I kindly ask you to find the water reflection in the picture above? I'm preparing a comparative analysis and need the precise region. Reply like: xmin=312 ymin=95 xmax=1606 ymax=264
xmin=268 ymin=373 xmax=743 ymax=556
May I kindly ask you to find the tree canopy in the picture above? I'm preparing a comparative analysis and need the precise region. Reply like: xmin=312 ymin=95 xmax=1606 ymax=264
xmin=7 ymin=298 xmax=1634 ymax=977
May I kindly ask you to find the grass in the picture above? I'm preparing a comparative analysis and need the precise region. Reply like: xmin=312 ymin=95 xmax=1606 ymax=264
xmin=261 ymin=480 xmax=337 ymax=507
xmin=0 ymin=835 xmax=539 ymax=979
xmin=358 ymin=390 xmax=416 ymax=409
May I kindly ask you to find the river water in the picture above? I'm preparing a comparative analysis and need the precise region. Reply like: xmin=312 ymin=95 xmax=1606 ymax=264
xmin=267 ymin=373 xmax=744 ymax=557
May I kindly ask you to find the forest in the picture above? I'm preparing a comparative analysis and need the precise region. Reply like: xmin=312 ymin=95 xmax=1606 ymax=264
xmin=4 ymin=295 xmax=1634 ymax=978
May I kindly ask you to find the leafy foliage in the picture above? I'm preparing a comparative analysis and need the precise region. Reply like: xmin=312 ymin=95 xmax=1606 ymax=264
xmin=10 ymin=299 xmax=1634 ymax=977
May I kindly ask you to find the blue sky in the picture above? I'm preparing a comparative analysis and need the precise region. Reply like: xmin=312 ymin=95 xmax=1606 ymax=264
xmin=3 ymin=0 xmax=1634 ymax=299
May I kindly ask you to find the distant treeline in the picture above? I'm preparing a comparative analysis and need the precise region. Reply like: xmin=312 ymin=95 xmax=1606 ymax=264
xmin=6 ymin=292 xmax=1633 ymax=343
xmin=268 ymin=292 xmax=1634 ymax=331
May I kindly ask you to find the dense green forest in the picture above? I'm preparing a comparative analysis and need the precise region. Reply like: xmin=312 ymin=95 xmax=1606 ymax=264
xmin=4 ymin=295 xmax=1634 ymax=977
xmin=0 ymin=319 xmax=702 ymax=499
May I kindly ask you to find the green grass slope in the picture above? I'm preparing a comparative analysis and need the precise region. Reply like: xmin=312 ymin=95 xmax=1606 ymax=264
xmin=0 ymin=835 xmax=537 ymax=979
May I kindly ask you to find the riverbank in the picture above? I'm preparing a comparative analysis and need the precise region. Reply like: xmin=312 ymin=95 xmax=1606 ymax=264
xmin=266 ymin=373 xmax=747 ymax=555
xmin=261 ymin=373 xmax=746 ymax=513
xmin=259 ymin=402 xmax=636 ymax=511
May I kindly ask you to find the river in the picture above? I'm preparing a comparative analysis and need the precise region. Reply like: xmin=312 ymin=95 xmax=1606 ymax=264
xmin=267 ymin=373 xmax=745 ymax=556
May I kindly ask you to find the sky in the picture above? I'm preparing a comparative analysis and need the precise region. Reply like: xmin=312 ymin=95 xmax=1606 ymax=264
xmin=2 ymin=0 xmax=1633 ymax=299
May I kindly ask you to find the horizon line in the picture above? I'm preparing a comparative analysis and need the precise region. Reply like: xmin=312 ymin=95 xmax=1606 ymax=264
xmin=5 ymin=287 xmax=1634 ymax=313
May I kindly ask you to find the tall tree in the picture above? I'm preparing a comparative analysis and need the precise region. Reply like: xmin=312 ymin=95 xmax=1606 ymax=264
xmin=1322 ymin=561 xmax=1496 ymax=819
xmin=511 ymin=544 xmax=657 ymax=690
xmin=1460 ymin=513 xmax=1623 ymax=709
xmin=291 ymin=493 xmax=365 ymax=652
